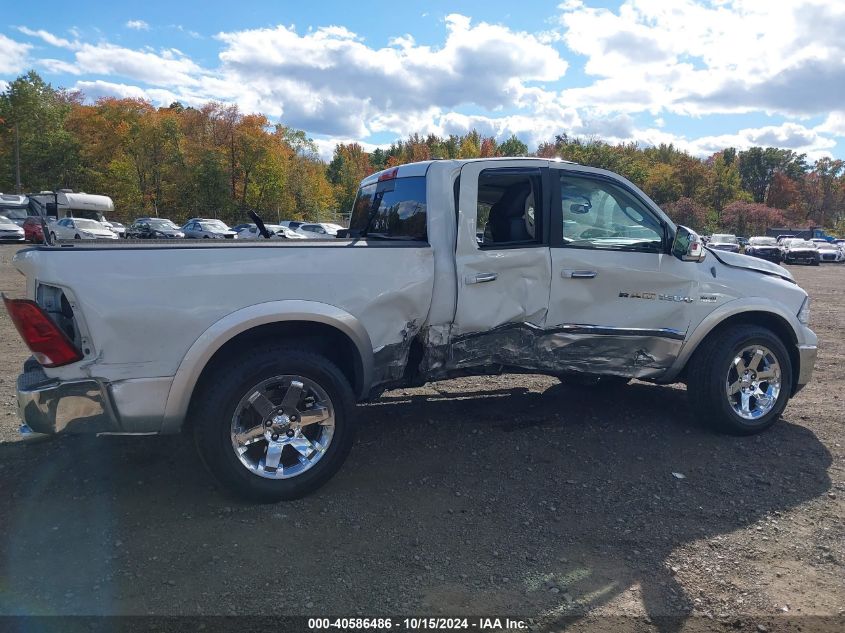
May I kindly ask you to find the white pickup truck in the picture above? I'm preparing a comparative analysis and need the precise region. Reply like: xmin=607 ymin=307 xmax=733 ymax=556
xmin=5 ymin=158 xmax=817 ymax=501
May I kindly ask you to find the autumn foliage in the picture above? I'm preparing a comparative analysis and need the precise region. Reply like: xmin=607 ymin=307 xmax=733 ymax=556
xmin=1 ymin=72 xmax=844 ymax=235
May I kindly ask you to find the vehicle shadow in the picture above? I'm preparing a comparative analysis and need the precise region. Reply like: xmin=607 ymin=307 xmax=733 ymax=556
xmin=0 ymin=380 xmax=832 ymax=629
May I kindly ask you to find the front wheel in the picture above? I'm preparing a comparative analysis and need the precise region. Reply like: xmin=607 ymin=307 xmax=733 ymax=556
xmin=686 ymin=325 xmax=792 ymax=435
xmin=192 ymin=347 xmax=356 ymax=502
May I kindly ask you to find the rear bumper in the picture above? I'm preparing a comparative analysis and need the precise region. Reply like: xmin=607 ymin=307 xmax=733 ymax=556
xmin=16 ymin=360 xmax=172 ymax=434
xmin=16 ymin=362 xmax=119 ymax=434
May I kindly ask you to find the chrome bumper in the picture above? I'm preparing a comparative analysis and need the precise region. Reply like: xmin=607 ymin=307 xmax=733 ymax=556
xmin=16 ymin=362 xmax=120 ymax=434
xmin=795 ymin=344 xmax=817 ymax=393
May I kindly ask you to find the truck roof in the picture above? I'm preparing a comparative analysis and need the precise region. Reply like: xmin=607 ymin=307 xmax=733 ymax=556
xmin=361 ymin=157 xmax=579 ymax=187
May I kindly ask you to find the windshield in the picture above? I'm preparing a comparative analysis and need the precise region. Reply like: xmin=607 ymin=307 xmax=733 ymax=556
xmin=150 ymin=219 xmax=179 ymax=229
xmin=72 ymin=210 xmax=105 ymax=222
xmin=0 ymin=206 xmax=28 ymax=219
xmin=200 ymin=221 xmax=230 ymax=231
xmin=749 ymin=237 xmax=777 ymax=245
xmin=75 ymin=219 xmax=102 ymax=229
xmin=788 ymin=239 xmax=815 ymax=248
xmin=0 ymin=215 xmax=17 ymax=226
xmin=712 ymin=234 xmax=737 ymax=243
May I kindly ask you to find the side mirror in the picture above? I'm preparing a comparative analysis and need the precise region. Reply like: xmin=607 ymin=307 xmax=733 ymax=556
xmin=672 ymin=225 xmax=706 ymax=262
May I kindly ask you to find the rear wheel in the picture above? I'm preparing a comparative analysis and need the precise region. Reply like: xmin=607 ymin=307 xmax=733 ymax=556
xmin=49 ymin=232 xmax=56 ymax=242
xmin=687 ymin=325 xmax=792 ymax=435
xmin=192 ymin=347 xmax=356 ymax=502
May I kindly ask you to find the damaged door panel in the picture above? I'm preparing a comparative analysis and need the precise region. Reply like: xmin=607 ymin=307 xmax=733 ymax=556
xmin=449 ymin=161 xmax=553 ymax=373
xmin=544 ymin=169 xmax=693 ymax=378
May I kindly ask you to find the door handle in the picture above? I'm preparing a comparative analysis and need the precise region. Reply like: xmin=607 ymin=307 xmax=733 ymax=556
xmin=562 ymin=269 xmax=597 ymax=279
xmin=465 ymin=272 xmax=498 ymax=284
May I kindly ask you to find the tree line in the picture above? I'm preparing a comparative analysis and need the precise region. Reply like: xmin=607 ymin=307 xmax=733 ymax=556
xmin=1 ymin=71 xmax=843 ymax=235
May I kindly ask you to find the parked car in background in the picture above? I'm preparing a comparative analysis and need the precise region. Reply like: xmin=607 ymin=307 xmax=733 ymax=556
xmin=811 ymin=239 xmax=843 ymax=263
xmin=49 ymin=217 xmax=118 ymax=241
xmin=106 ymin=220 xmax=126 ymax=238
xmin=0 ymin=214 xmax=25 ymax=241
xmin=708 ymin=233 xmax=740 ymax=253
xmin=776 ymin=235 xmax=795 ymax=244
xmin=737 ymin=236 xmax=749 ymax=249
xmin=744 ymin=236 xmax=782 ymax=263
xmin=127 ymin=218 xmax=185 ymax=239
xmin=236 ymin=224 xmax=307 ymax=240
xmin=320 ymin=222 xmax=345 ymax=235
xmin=279 ymin=220 xmax=303 ymax=230
xmin=0 ymin=194 xmax=30 ymax=226
xmin=181 ymin=219 xmax=238 ymax=239
xmin=22 ymin=216 xmax=55 ymax=243
xmin=295 ymin=223 xmax=336 ymax=239
xmin=231 ymin=223 xmax=253 ymax=233
xmin=781 ymin=238 xmax=820 ymax=265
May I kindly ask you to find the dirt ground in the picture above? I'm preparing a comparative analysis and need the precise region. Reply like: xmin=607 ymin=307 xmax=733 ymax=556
xmin=0 ymin=242 xmax=842 ymax=631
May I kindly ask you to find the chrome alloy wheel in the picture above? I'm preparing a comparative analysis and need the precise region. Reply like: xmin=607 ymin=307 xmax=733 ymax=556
xmin=230 ymin=376 xmax=335 ymax=479
xmin=725 ymin=345 xmax=782 ymax=420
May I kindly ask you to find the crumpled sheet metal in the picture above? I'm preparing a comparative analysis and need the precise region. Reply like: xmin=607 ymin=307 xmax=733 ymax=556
xmin=372 ymin=321 xmax=683 ymax=389
xmin=371 ymin=319 xmax=422 ymax=385
xmin=425 ymin=322 xmax=681 ymax=380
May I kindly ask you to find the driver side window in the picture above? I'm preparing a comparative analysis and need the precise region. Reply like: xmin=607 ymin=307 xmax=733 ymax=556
xmin=559 ymin=174 xmax=663 ymax=252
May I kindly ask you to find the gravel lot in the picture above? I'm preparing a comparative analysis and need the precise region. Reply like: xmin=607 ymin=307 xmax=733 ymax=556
xmin=0 ymin=243 xmax=842 ymax=631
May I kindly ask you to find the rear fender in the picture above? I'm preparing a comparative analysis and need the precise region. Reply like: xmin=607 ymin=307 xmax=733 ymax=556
xmin=161 ymin=300 xmax=373 ymax=433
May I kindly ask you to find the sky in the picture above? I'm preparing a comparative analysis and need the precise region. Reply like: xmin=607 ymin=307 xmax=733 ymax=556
xmin=2 ymin=0 xmax=844 ymax=161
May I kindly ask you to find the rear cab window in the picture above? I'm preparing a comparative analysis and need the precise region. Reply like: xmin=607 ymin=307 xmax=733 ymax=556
xmin=348 ymin=175 xmax=427 ymax=241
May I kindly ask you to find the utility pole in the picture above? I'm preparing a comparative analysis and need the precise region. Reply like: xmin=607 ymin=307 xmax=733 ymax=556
xmin=14 ymin=123 xmax=22 ymax=194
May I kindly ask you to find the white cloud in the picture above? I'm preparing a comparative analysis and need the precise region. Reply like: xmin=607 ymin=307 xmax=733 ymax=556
xmin=312 ymin=137 xmax=387 ymax=161
xmin=9 ymin=6 xmax=845 ymax=162
xmin=606 ymin=121 xmax=836 ymax=162
xmin=0 ymin=34 xmax=32 ymax=74
xmin=816 ymin=113 xmax=845 ymax=137
xmin=126 ymin=20 xmax=150 ymax=31
xmin=214 ymin=14 xmax=569 ymax=135
xmin=17 ymin=26 xmax=77 ymax=49
xmin=557 ymin=0 xmax=845 ymax=118
xmin=66 ymin=43 xmax=208 ymax=87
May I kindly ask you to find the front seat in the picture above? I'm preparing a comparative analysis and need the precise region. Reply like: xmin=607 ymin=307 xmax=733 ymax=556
xmin=488 ymin=182 xmax=533 ymax=243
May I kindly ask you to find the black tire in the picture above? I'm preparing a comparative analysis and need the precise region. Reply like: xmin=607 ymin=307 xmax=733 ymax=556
xmin=812 ymin=259 xmax=820 ymax=266
xmin=74 ymin=234 xmax=80 ymax=239
xmin=49 ymin=232 xmax=56 ymax=242
xmin=192 ymin=346 xmax=356 ymax=502
xmin=686 ymin=325 xmax=792 ymax=435
xmin=558 ymin=374 xmax=630 ymax=389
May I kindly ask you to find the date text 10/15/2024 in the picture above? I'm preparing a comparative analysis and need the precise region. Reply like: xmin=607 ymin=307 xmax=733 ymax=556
xmin=308 ymin=617 xmax=528 ymax=630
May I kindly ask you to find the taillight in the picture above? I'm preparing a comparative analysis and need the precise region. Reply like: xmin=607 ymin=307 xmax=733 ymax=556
xmin=2 ymin=294 xmax=83 ymax=367
xmin=378 ymin=167 xmax=399 ymax=182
